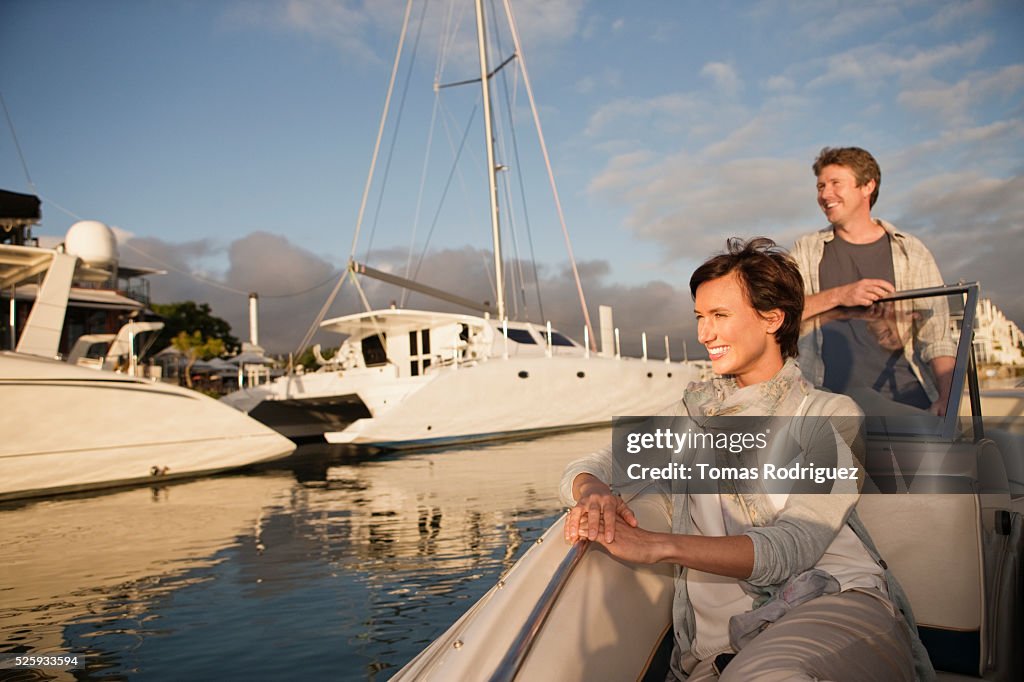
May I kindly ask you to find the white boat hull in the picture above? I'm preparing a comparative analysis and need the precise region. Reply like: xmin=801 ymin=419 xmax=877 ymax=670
xmin=393 ymin=497 xmax=675 ymax=681
xmin=325 ymin=355 xmax=702 ymax=447
xmin=0 ymin=352 xmax=296 ymax=501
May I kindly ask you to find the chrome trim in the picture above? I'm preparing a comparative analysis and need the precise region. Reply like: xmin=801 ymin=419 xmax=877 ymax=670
xmin=488 ymin=537 xmax=590 ymax=681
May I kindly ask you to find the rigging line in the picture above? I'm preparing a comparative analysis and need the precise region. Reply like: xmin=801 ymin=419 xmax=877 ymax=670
xmin=435 ymin=53 xmax=517 ymax=90
xmin=119 ymin=238 xmax=343 ymax=299
xmin=14 ymin=193 xmax=296 ymax=299
xmin=362 ymin=0 xmax=430 ymax=264
xmin=259 ymin=271 xmax=346 ymax=299
xmin=488 ymin=0 xmax=542 ymax=323
xmin=348 ymin=269 xmax=390 ymax=353
xmin=346 ymin=0 xmax=414 ymax=263
xmin=502 ymin=0 xmax=595 ymax=351
xmin=434 ymin=0 xmax=458 ymax=84
xmin=409 ymin=101 xmax=479 ymax=288
xmin=299 ymin=0 xmax=414 ymax=355
xmin=490 ymin=99 xmax=524 ymax=319
xmin=489 ymin=10 xmax=544 ymax=325
xmin=36 ymin=194 xmax=84 ymax=222
xmin=494 ymin=144 xmax=519 ymax=321
xmin=485 ymin=0 xmax=521 ymax=320
xmin=401 ymin=87 xmax=443 ymax=308
xmin=294 ymin=266 xmax=350 ymax=356
xmin=119 ymin=240 xmax=249 ymax=296
xmin=0 ymin=91 xmax=36 ymax=193
xmin=407 ymin=0 xmax=459 ymax=306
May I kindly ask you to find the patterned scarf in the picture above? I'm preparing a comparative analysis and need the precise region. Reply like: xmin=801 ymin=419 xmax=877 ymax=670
xmin=684 ymin=358 xmax=812 ymax=533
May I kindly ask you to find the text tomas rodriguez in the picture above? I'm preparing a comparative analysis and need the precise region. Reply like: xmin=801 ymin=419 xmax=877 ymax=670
xmin=625 ymin=462 xmax=860 ymax=484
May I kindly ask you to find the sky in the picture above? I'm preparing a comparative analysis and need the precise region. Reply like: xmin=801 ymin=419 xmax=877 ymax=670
xmin=1 ymin=0 xmax=1022 ymax=357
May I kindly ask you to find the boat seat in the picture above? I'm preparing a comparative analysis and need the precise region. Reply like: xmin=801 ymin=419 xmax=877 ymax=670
xmin=984 ymin=427 xmax=1024 ymax=503
xmin=856 ymin=491 xmax=1023 ymax=679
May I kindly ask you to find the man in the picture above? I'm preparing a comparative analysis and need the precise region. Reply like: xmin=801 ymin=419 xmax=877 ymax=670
xmin=792 ymin=147 xmax=956 ymax=415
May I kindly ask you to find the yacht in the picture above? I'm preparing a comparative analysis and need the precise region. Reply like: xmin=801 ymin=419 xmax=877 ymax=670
xmin=0 ymin=193 xmax=295 ymax=501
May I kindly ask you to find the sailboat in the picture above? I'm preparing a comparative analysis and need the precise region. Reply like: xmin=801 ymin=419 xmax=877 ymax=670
xmin=221 ymin=0 xmax=706 ymax=447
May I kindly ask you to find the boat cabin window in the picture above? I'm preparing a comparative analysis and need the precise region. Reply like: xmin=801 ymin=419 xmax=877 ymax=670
xmin=362 ymin=333 xmax=388 ymax=367
xmin=83 ymin=341 xmax=111 ymax=360
xmin=539 ymin=330 xmax=575 ymax=347
xmin=811 ymin=285 xmax=974 ymax=440
xmin=409 ymin=329 xmax=431 ymax=377
xmin=504 ymin=328 xmax=537 ymax=345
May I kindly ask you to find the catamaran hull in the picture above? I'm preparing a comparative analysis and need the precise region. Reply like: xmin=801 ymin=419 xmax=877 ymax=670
xmin=247 ymin=393 xmax=372 ymax=439
xmin=0 ymin=352 xmax=296 ymax=501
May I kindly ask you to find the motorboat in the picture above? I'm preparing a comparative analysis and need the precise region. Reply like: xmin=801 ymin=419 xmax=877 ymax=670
xmin=220 ymin=0 xmax=706 ymax=447
xmin=0 ymin=200 xmax=296 ymax=502
xmin=393 ymin=283 xmax=1024 ymax=681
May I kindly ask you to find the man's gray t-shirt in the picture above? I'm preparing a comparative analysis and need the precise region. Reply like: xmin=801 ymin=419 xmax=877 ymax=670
xmin=818 ymin=234 xmax=929 ymax=408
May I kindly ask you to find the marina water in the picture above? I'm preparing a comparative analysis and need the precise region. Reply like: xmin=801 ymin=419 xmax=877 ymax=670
xmin=1 ymin=430 xmax=609 ymax=681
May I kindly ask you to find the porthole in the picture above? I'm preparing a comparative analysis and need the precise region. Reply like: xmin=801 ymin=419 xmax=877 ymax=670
xmin=518 ymin=371 xmax=529 ymax=379
xmin=576 ymin=371 xmax=585 ymax=378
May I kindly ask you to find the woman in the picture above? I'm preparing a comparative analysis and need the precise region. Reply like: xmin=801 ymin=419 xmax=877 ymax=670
xmin=560 ymin=238 xmax=931 ymax=681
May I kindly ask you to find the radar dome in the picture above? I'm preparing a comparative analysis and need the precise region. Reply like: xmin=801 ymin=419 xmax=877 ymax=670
xmin=65 ymin=220 xmax=119 ymax=267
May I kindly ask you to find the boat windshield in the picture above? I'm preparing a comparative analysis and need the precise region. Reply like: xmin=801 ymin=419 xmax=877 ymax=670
xmin=808 ymin=283 xmax=979 ymax=440
xmin=538 ymin=330 xmax=576 ymax=347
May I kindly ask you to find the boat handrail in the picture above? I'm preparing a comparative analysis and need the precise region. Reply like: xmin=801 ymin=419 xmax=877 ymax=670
xmin=488 ymin=534 xmax=590 ymax=682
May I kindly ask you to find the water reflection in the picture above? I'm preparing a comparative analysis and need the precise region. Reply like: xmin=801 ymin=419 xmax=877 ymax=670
xmin=0 ymin=428 xmax=609 ymax=681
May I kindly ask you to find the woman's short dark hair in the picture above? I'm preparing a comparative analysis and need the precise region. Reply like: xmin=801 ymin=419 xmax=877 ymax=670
xmin=689 ymin=237 xmax=804 ymax=359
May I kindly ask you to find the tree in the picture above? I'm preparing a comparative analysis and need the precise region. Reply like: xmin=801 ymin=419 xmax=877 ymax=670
xmin=171 ymin=330 xmax=226 ymax=389
xmin=151 ymin=301 xmax=239 ymax=353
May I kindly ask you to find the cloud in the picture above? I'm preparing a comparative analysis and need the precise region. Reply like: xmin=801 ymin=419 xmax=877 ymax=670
xmin=700 ymin=62 xmax=742 ymax=97
xmin=584 ymin=93 xmax=706 ymax=137
xmin=762 ymin=75 xmax=796 ymax=92
xmin=807 ymin=35 xmax=991 ymax=90
xmin=123 ymin=233 xmax=346 ymax=354
xmin=925 ymin=0 xmax=993 ymax=31
xmin=574 ymin=68 xmax=623 ymax=95
xmin=894 ymin=172 xmax=1024 ymax=321
xmin=225 ymin=0 xmax=385 ymax=63
xmin=589 ymin=151 xmax=816 ymax=262
xmin=117 ymin=231 xmax=702 ymax=358
xmin=898 ymin=63 xmax=1024 ymax=126
xmin=225 ymin=0 xmax=584 ymax=67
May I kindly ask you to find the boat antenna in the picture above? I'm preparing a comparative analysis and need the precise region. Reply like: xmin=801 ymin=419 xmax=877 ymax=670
xmin=475 ymin=0 xmax=506 ymax=322
xmin=501 ymin=0 xmax=595 ymax=351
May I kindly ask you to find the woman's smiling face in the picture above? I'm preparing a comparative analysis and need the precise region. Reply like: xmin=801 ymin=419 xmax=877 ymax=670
xmin=694 ymin=271 xmax=784 ymax=387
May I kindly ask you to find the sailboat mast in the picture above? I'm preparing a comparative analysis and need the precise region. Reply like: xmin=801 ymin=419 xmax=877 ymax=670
xmin=474 ymin=0 xmax=505 ymax=321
